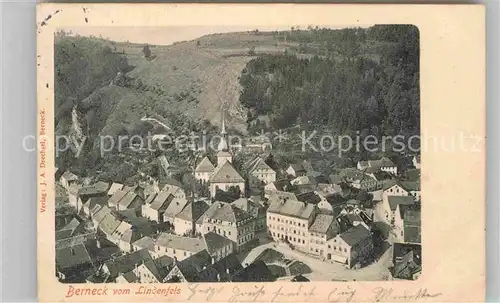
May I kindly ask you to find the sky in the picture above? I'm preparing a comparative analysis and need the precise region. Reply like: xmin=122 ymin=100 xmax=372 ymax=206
xmin=64 ymin=25 xmax=364 ymax=46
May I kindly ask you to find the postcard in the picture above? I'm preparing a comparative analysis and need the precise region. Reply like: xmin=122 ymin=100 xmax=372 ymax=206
xmin=36 ymin=3 xmax=485 ymax=302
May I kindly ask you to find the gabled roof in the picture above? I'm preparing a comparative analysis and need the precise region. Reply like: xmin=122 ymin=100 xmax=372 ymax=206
xmin=267 ymin=196 xmax=316 ymax=220
xmin=400 ymin=204 xmax=421 ymax=243
xmin=400 ymin=181 xmax=421 ymax=192
xmin=108 ymin=189 xmax=128 ymax=206
xmin=99 ymin=213 xmax=121 ymax=236
xmin=197 ymin=253 xmax=243 ymax=282
xmin=164 ymin=197 xmax=189 ymax=218
xmin=195 ymin=156 xmax=215 ymax=173
xmin=108 ymin=183 xmax=124 ymax=196
xmin=171 ymin=249 xmax=213 ymax=281
xmin=104 ymin=249 xmax=153 ymax=278
xmin=246 ymin=157 xmax=274 ymax=174
xmin=118 ymin=192 xmax=143 ymax=209
xmin=393 ymin=243 xmax=422 ymax=279
xmin=149 ymin=191 xmax=174 ymax=211
xmin=119 ymin=271 xmax=138 ymax=283
xmin=155 ymin=233 xmax=205 ymax=253
xmin=176 ymin=200 xmax=210 ymax=222
xmin=339 ymin=224 xmax=371 ymax=246
xmin=388 ymin=196 xmax=415 ymax=211
xmin=210 ymin=161 xmax=244 ymax=183
xmin=230 ymin=260 xmax=275 ymax=282
xmin=56 ymin=243 xmax=93 ymax=271
xmin=132 ymin=236 xmax=155 ymax=250
xmin=83 ymin=196 xmax=108 ymax=211
xmin=142 ymin=255 xmax=174 ymax=282
xmin=199 ymin=201 xmax=254 ymax=223
xmin=309 ymin=214 xmax=336 ymax=234
xmin=111 ymin=221 xmax=132 ymax=240
xmin=203 ymin=232 xmax=235 ymax=255
xmin=266 ymin=179 xmax=292 ymax=191
xmin=61 ymin=171 xmax=79 ymax=181
xmin=288 ymin=163 xmax=306 ymax=173
xmin=93 ymin=181 xmax=110 ymax=192
xmin=92 ymin=205 xmax=112 ymax=224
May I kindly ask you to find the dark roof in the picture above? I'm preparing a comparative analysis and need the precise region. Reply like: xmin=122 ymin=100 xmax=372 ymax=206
xmin=393 ymin=243 xmax=422 ymax=279
xmin=400 ymin=181 xmax=421 ymax=192
xmin=197 ymin=253 xmax=243 ymax=282
xmin=289 ymin=163 xmax=306 ymax=173
xmin=388 ymin=196 xmax=415 ymax=211
xmin=230 ymin=260 xmax=275 ymax=282
xmin=268 ymin=179 xmax=292 ymax=191
xmin=176 ymin=200 xmax=210 ymax=221
xmin=400 ymin=204 xmax=421 ymax=243
xmin=292 ymin=274 xmax=310 ymax=282
xmin=104 ymin=249 xmax=153 ymax=278
xmin=203 ymin=232 xmax=236 ymax=255
xmin=119 ymin=271 xmax=138 ymax=282
xmin=339 ymin=224 xmax=371 ymax=246
xmin=296 ymin=191 xmax=322 ymax=204
xmin=56 ymin=243 xmax=93 ymax=271
xmin=173 ymin=250 xmax=213 ymax=281
xmin=143 ymin=255 xmax=174 ymax=281
xmin=231 ymin=198 xmax=265 ymax=218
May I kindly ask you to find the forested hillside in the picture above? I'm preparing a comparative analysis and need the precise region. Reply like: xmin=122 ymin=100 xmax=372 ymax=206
xmin=240 ymin=25 xmax=420 ymax=136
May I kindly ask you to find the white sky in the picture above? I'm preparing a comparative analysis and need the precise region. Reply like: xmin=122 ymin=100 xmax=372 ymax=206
xmin=64 ymin=25 xmax=363 ymax=46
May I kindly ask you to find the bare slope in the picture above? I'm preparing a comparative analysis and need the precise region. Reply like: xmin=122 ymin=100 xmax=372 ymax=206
xmin=110 ymin=32 xmax=290 ymax=134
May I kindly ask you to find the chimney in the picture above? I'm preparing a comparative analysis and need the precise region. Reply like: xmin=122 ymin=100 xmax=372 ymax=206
xmin=211 ymin=257 xmax=215 ymax=265
xmin=173 ymin=256 xmax=178 ymax=265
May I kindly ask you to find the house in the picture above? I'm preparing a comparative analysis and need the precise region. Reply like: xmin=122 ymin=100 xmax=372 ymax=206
xmin=286 ymin=163 xmax=307 ymax=177
xmin=110 ymin=221 xmax=133 ymax=250
xmin=162 ymin=197 xmax=190 ymax=225
xmin=93 ymin=181 xmax=110 ymax=193
xmin=75 ymin=186 xmax=107 ymax=213
xmin=82 ymin=196 xmax=108 ymax=218
xmin=230 ymin=260 xmax=275 ymax=282
xmin=164 ymin=250 xmax=213 ymax=282
xmin=324 ymin=224 xmax=373 ymax=268
xmin=357 ymin=157 xmax=398 ymax=175
xmin=245 ymin=156 xmax=276 ymax=186
xmin=264 ymin=180 xmax=292 ymax=198
xmin=60 ymin=171 xmax=79 ymax=191
xmin=67 ymin=183 xmax=83 ymax=209
xmin=196 ymin=201 xmax=256 ymax=251
xmin=267 ymin=196 xmax=319 ymax=250
xmin=142 ymin=191 xmax=174 ymax=223
xmin=194 ymin=156 xmax=215 ymax=182
xmin=392 ymin=243 xmax=422 ymax=280
xmin=196 ymin=253 xmax=244 ymax=282
xmin=117 ymin=191 xmax=144 ymax=212
xmin=174 ymin=200 xmax=210 ymax=236
xmin=381 ymin=195 xmax=415 ymax=225
xmin=202 ymin=232 xmax=236 ymax=262
xmin=153 ymin=233 xmax=206 ymax=261
xmin=290 ymin=175 xmax=316 ymax=187
xmin=308 ymin=214 xmax=339 ymax=257
xmin=108 ymin=182 xmax=124 ymax=196
xmin=394 ymin=204 xmax=421 ymax=244
xmin=55 ymin=217 xmax=83 ymax=241
xmin=383 ymin=180 xmax=421 ymax=201
xmin=56 ymin=243 xmax=95 ymax=283
xmin=97 ymin=213 xmax=122 ymax=243
xmin=158 ymin=154 xmax=180 ymax=177
xmin=231 ymin=198 xmax=267 ymax=231
xmin=132 ymin=236 xmax=155 ymax=252
xmin=116 ymin=271 xmax=139 ymax=283
xmin=209 ymin=160 xmax=245 ymax=198
xmin=108 ymin=189 xmax=129 ymax=210
xmin=91 ymin=205 xmax=112 ymax=228
xmin=412 ymin=155 xmax=421 ymax=169
xmin=134 ymin=255 xmax=174 ymax=283
xmin=101 ymin=248 xmax=154 ymax=282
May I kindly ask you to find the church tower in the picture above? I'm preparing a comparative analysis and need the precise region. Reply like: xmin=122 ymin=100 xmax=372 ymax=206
xmin=217 ymin=110 xmax=232 ymax=166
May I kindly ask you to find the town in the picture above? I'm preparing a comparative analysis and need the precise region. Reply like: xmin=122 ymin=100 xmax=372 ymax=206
xmin=55 ymin=113 xmax=422 ymax=283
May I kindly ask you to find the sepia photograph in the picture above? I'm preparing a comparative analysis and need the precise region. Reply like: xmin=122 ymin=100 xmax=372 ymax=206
xmin=53 ymin=24 xmax=421 ymax=284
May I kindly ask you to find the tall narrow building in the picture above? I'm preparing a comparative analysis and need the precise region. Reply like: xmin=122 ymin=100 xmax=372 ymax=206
xmin=217 ymin=110 xmax=232 ymax=166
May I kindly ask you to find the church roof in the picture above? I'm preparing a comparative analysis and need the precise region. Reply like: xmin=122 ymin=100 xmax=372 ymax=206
xmin=195 ymin=157 xmax=215 ymax=173
xmin=210 ymin=161 xmax=244 ymax=183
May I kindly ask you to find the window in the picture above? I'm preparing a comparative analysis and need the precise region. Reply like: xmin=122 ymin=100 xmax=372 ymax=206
xmin=173 ymin=249 xmax=176 ymax=254
xmin=302 ymin=240 xmax=305 ymax=244
xmin=334 ymin=246 xmax=337 ymax=250
xmin=328 ymin=245 xmax=331 ymax=249
xmin=344 ymin=248 xmax=347 ymax=252
xmin=184 ymin=251 xmax=187 ymax=256
xmin=229 ymin=231 xmax=231 ymax=235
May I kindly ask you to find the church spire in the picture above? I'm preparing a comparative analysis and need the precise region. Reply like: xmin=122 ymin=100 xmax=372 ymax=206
xmin=220 ymin=110 xmax=227 ymax=135
xmin=217 ymin=109 xmax=229 ymax=152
